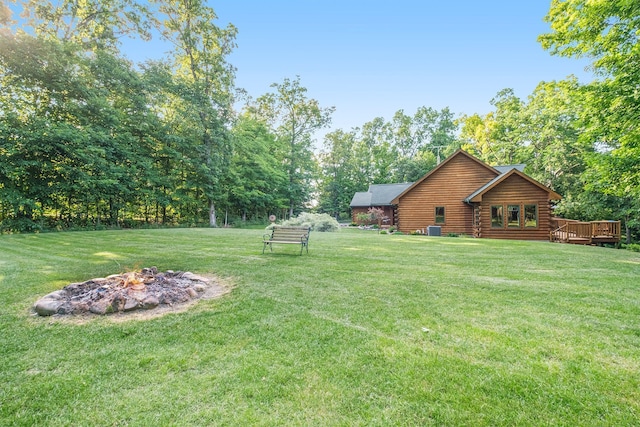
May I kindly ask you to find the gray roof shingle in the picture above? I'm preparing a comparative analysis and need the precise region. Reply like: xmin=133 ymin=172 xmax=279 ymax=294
xmin=350 ymin=183 xmax=413 ymax=207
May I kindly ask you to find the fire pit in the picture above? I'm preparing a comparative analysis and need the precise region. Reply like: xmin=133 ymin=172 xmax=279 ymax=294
xmin=34 ymin=267 xmax=226 ymax=317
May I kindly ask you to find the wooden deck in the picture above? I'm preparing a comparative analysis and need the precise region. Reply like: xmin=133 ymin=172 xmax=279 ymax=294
xmin=550 ymin=218 xmax=621 ymax=245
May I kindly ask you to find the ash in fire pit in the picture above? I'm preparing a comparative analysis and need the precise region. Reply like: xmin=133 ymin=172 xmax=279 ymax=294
xmin=34 ymin=267 xmax=225 ymax=317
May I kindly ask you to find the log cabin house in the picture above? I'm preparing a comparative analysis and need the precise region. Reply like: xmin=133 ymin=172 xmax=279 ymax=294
xmin=391 ymin=149 xmax=563 ymax=239
xmin=351 ymin=149 xmax=564 ymax=240
xmin=351 ymin=150 xmax=621 ymax=243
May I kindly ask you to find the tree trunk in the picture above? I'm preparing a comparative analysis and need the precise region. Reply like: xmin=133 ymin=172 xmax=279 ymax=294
xmin=626 ymin=222 xmax=631 ymax=244
xmin=209 ymin=200 xmax=217 ymax=227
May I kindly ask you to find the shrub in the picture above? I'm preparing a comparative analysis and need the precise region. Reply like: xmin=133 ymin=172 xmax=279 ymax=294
xmin=0 ymin=217 xmax=42 ymax=233
xmin=622 ymin=243 xmax=640 ymax=252
xmin=355 ymin=212 xmax=372 ymax=224
xmin=270 ymin=212 xmax=340 ymax=232
xmin=355 ymin=207 xmax=389 ymax=226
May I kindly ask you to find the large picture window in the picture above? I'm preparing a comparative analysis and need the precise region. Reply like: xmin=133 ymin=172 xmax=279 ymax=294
xmin=435 ymin=206 xmax=445 ymax=224
xmin=524 ymin=204 xmax=538 ymax=228
xmin=491 ymin=205 xmax=503 ymax=228
xmin=507 ymin=205 xmax=520 ymax=228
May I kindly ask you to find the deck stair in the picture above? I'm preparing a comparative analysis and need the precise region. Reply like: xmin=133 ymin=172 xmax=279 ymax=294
xmin=550 ymin=218 xmax=621 ymax=245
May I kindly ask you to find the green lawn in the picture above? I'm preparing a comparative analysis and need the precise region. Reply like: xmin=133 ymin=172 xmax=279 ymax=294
xmin=1 ymin=228 xmax=639 ymax=426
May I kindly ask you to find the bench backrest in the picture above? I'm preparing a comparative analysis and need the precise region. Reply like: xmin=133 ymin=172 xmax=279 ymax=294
xmin=270 ymin=226 xmax=311 ymax=242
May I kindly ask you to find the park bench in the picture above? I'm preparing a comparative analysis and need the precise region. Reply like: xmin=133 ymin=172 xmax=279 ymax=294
xmin=263 ymin=226 xmax=311 ymax=255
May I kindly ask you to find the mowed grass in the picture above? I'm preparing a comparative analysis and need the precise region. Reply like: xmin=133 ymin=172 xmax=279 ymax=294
xmin=1 ymin=228 xmax=639 ymax=426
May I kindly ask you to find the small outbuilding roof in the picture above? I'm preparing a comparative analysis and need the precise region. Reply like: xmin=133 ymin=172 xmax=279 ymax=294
xmin=350 ymin=182 xmax=413 ymax=207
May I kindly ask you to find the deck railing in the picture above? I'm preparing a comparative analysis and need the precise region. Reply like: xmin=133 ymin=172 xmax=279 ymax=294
xmin=549 ymin=218 xmax=620 ymax=244
xmin=591 ymin=220 xmax=620 ymax=238
xmin=550 ymin=223 xmax=568 ymax=243
xmin=550 ymin=218 xmax=621 ymax=244
xmin=571 ymin=221 xmax=593 ymax=241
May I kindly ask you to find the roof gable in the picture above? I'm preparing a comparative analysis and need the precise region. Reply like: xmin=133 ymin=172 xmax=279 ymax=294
xmin=464 ymin=169 xmax=562 ymax=202
xmin=391 ymin=149 xmax=499 ymax=204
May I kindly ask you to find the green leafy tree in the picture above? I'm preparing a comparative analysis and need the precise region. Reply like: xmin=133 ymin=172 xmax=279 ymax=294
xmin=460 ymin=90 xmax=527 ymax=166
xmin=13 ymin=0 xmax=153 ymax=51
xmin=520 ymin=77 xmax=591 ymax=197
xmin=255 ymin=76 xmax=334 ymax=217
xmin=226 ymin=114 xmax=287 ymax=223
xmin=1 ymin=0 xmax=243 ymax=231
xmin=540 ymin=0 xmax=640 ymax=241
xmin=388 ymin=106 xmax=457 ymax=176
xmin=356 ymin=117 xmax=395 ymax=184
xmin=392 ymin=151 xmax=437 ymax=183
xmin=317 ymin=129 xmax=361 ymax=219
xmin=0 ymin=1 xmax=12 ymax=31
xmin=459 ymin=113 xmax=496 ymax=161
xmin=485 ymin=89 xmax=527 ymax=165
xmin=152 ymin=0 xmax=237 ymax=226
xmin=0 ymin=31 xmax=164 ymax=229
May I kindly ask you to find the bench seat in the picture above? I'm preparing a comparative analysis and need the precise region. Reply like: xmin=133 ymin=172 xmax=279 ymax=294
xmin=263 ymin=226 xmax=311 ymax=255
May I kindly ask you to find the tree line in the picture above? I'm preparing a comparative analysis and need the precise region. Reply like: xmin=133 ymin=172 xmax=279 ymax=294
xmin=0 ymin=1 xmax=333 ymax=231
xmin=1 ymin=0 xmax=638 ymax=242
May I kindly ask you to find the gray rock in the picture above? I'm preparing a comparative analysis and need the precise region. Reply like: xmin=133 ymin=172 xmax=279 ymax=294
xmin=142 ymin=295 xmax=159 ymax=309
xmin=44 ymin=290 xmax=68 ymax=300
xmin=69 ymin=301 xmax=90 ymax=315
xmin=89 ymin=299 xmax=110 ymax=315
xmin=34 ymin=299 xmax=64 ymax=316
xmin=56 ymin=303 xmax=74 ymax=315
xmin=124 ymin=297 xmax=139 ymax=311
xmin=141 ymin=267 xmax=158 ymax=275
xmin=181 ymin=272 xmax=196 ymax=280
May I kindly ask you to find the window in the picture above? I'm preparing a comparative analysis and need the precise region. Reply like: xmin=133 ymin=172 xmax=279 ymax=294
xmin=524 ymin=204 xmax=538 ymax=228
xmin=491 ymin=205 xmax=503 ymax=228
xmin=435 ymin=206 xmax=445 ymax=224
xmin=507 ymin=205 xmax=520 ymax=228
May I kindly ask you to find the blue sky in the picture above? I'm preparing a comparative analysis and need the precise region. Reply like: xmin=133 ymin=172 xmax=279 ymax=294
xmin=204 ymin=1 xmax=593 ymax=136
xmin=12 ymin=1 xmax=593 ymax=138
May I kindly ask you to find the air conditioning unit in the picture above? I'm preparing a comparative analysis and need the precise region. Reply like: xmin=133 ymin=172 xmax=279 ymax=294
xmin=427 ymin=226 xmax=441 ymax=236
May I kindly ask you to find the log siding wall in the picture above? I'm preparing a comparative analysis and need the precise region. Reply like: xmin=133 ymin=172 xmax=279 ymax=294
xmin=397 ymin=154 xmax=497 ymax=235
xmin=478 ymin=175 xmax=553 ymax=240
